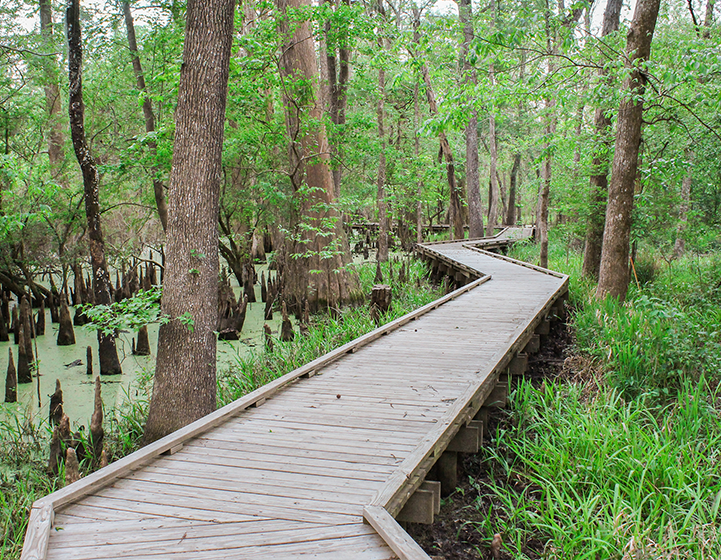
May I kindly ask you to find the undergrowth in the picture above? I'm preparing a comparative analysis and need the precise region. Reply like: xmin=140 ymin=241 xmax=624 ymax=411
xmin=471 ymin=236 xmax=721 ymax=559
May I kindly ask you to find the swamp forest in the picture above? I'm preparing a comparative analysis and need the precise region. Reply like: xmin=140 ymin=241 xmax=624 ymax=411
xmin=1 ymin=0 xmax=721 ymax=558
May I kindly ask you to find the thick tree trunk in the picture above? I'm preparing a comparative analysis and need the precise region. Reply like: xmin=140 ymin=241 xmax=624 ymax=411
xmin=506 ymin=153 xmax=520 ymax=225
xmin=420 ymin=64 xmax=463 ymax=240
xmin=276 ymin=0 xmax=359 ymax=311
xmin=144 ymin=0 xmax=235 ymax=443
xmin=123 ymin=2 xmax=169 ymax=232
xmin=597 ymin=0 xmax=661 ymax=300
xmin=582 ymin=0 xmax=622 ymax=279
xmin=39 ymin=0 xmax=65 ymax=180
xmin=458 ymin=0 xmax=483 ymax=239
xmin=67 ymin=0 xmax=122 ymax=376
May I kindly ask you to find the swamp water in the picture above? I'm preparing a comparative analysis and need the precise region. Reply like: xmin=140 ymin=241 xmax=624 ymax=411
xmin=0 ymin=272 xmax=283 ymax=430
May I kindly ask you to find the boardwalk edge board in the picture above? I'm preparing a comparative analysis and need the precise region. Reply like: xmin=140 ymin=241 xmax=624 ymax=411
xmin=21 ymin=270 xmax=491 ymax=560
xmin=22 ymin=227 xmax=569 ymax=560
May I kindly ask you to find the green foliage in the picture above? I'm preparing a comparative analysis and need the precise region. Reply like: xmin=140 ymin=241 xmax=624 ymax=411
xmin=475 ymin=379 xmax=721 ymax=559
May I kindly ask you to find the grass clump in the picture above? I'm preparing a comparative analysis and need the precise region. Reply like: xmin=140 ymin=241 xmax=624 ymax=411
xmin=477 ymin=380 xmax=721 ymax=559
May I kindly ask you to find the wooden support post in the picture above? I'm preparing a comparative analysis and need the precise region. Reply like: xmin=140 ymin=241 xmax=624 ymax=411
xmin=509 ymin=352 xmax=527 ymax=377
xmin=535 ymin=317 xmax=550 ymax=335
xmin=483 ymin=382 xmax=508 ymax=408
xmin=524 ymin=333 xmax=541 ymax=354
xmin=446 ymin=420 xmax=482 ymax=453
xmin=420 ymin=480 xmax=441 ymax=515
xmin=436 ymin=451 xmax=457 ymax=496
xmin=396 ymin=488 xmax=435 ymax=524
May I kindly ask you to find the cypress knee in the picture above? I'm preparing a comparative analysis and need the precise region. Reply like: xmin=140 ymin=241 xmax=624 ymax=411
xmin=65 ymin=447 xmax=81 ymax=485
xmin=20 ymin=297 xmax=34 ymax=366
xmin=134 ymin=325 xmax=151 ymax=355
xmin=49 ymin=379 xmax=64 ymax=426
xmin=89 ymin=377 xmax=104 ymax=461
xmin=264 ymin=324 xmax=274 ymax=352
xmin=280 ymin=301 xmax=295 ymax=342
xmin=370 ymin=284 xmax=392 ymax=314
xmin=48 ymin=414 xmax=70 ymax=475
xmin=260 ymin=271 xmax=267 ymax=302
xmin=17 ymin=323 xmax=32 ymax=383
xmin=57 ymin=301 xmax=76 ymax=346
xmin=5 ymin=348 xmax=17 ymax=403
xmin=86 ymin=346 xmax=93 ymax=376
xmin=49 ymin=295 xmax=59 ymax=323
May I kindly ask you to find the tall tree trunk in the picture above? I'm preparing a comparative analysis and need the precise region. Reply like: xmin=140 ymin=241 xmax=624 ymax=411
xmin=39 ymin=0 xmax=65 ymax=180
xmin=420 ymin=64 xmax=463 ymax=240
xmin=703 ymin=0 xmax=715 ymax=37
xmin=144 ymin=0 xmax=235 ymax=443
xmin=458 ymin=0 xmax=483 ymax=238
xmin=486 ymin=0 xmax=499 ymax=237
xmin=67 ymin=0 xmax=122 ymax=377
xmin=276 ymin=0 xmax=359 ymax=310
xmin=582 ymin=0 xmax=623 ymax=279
xmin=597 ymin=0 xmax=661 ymax=300
xmin=376 ymin=1 xmax=389 ymax=262
xmin=506 ymin=153 xmax=520 ymax=225
xmin=123 ymin=2 xmax=169 ymax=232
xmin=673 ymin=150 xmax=693 ymax=259
xmin=323 ymin=0 xmax=351 ymax=197
xmin=414 ymin=87 xmax=424 ymax=245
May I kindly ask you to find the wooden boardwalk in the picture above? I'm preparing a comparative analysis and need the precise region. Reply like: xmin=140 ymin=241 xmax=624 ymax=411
xmin=22 ymin=228 xmax=567 ymax=560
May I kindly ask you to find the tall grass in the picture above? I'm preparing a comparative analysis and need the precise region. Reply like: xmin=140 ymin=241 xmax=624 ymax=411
xmin=475 ymin=379 xmax=721 ymax=559
xmin=474 ymin=236 xmax=721 ymax=558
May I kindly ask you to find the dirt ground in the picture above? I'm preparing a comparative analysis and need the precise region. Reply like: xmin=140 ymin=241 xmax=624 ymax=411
xmin=405 ymin=317 xmax=574 ymax=559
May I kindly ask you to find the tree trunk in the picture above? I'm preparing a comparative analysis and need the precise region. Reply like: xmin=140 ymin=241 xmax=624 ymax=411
xmin=420 ymin=64 xmax=463 ymax=240
xmin=581 ymin=0 xmax=622 ymax=280
xmin=276 ymin=0 xmax=359 ymax=311
xmin=123 ymin=2 xmax=169 ymax=232
xmin=703 ymin=0 xmax=715 ymax=38
xmin=506 ymin=153 xmax=520 ymax=225
xmin=376 ymin=61 xmax=389 ymax=262
xmin=67 ymin=0 xmax=122 ymax=376
xmin=538 ymin=113 xmax=552 ymax=268
xmin=39 ymin=0 xmax=65 ymax=180
xmin=458 ymin=0 xmax=483 ymax=239
xmin=412 ymin=8 xmax=424 ymax=244
xmin=597 ymin=0 xmax=661 ymax=300
xmin=144 ymin=0 xmax=235 ymax=443
xmin=376 ymin=1 xmax=389 ymax=262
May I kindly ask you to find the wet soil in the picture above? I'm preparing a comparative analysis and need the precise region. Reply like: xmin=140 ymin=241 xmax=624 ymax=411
xmin=405 ymin=316 xmax=575 ymax=559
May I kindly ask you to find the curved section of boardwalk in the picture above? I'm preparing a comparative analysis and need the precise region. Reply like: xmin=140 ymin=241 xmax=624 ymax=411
xmin=22 ymin=229 xmax=568 ymax=560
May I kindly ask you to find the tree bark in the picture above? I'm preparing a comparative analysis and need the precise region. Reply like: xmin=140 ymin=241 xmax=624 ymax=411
xmin=67 ymin=0 xmax=122 ymax=376
xmin=39 ymin=0 xmax=65 ymax=180
xmin=376 ymin=58 xmax=389 ymax=262
xmin=458 ymin=0 xmax=483 ymax=239
xmin=506 ymin=153 xmax=520 ymax=225
xmin=582 ymin=0 xmax=622 ymax=279
xmin=420 ymin=64 xmax=463 ymax=240
xmin=597 ymin=0 xmax=661 ymax=300
xmin=144 ymin=0 xmax=236 ymax=443
xmin=123 ymin=2 xmax=169 ymax=232
xmin=486 ymin=0 xmax=499 ymax=237
xmin=703 ymin=0 xmax=715 ymax=38
xmin=276 ymin=0 xmax=359 ymax=311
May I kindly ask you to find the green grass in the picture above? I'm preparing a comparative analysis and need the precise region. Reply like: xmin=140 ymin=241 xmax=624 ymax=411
xmin=471 ymin=235 xmax=721 ymax=559
xmin=475 ymin=380 xmax=721 ymax=559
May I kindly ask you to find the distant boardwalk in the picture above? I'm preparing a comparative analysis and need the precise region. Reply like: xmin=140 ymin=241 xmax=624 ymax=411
xmin=23 ymin=228 xmax=567 ymax=560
